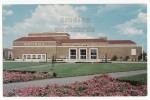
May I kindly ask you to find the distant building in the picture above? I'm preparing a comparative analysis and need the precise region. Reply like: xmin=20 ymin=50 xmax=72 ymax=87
xmin=3 ymin=48 xmax=13 ymax=60
xmin=13 ymin=33 xmax=142 ymax=62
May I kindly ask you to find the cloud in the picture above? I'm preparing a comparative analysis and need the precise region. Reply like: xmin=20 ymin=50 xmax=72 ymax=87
xmin=3 ymin=9 xmax=13 ymax=16
xmin=137 ymin=12 xmax=147 ymax=23
xmin=75 ymin=6 xmax=88 ymax=12
xmin=114 ymin=12 xmax=147 ymax=35
xmin=3 ymin=5 xmax=79 ymax=35
xmin=3 ymin=5 xmax=81 ymax=48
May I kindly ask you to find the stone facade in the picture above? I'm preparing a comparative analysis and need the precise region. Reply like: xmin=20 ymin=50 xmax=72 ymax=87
xmin=13 ymin=33 xmax=143 ymax=62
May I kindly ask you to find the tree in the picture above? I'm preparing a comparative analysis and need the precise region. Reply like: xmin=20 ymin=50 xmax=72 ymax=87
xmin=143 ymin=51 xmax=147 ymax=61
xmin=51 ymin=55 xmax=55 ymax=70
xmin=138 ymin=51 xmax=147 ymax=61
xmin=138 ymin=53 xmax=142 ymax=61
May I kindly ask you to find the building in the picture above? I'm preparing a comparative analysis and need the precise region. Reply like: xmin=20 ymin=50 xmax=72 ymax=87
xmin=3 ymin=48 xmax=13 ymax=60
xmin=13 ymin=33 xmax=143 ymax=62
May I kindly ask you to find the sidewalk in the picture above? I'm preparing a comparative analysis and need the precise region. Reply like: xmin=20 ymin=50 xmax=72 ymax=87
xmin=3 ymin=70 xmax=147 ymax=92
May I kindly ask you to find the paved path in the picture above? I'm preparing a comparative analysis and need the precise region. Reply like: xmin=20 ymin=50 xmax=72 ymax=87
xmin=3 ymin=70 xmax=147 ymax=92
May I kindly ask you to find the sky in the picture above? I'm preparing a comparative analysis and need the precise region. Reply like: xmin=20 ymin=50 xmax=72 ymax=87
xmin=2 ymin=4 xmax=147 ymax=52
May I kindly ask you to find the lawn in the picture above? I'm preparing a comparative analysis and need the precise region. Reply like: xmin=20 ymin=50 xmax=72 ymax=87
xmin=3 ymin=62 xmax=147 ymax=78
xmin=118 ymin=74 xmax=147 ymax=85
xmin=3 ymin=62 xmax=49 ymax=70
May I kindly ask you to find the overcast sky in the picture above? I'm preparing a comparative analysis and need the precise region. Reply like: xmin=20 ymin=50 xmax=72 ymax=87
xmin=3 ymin=4 xmax=147 ymax=52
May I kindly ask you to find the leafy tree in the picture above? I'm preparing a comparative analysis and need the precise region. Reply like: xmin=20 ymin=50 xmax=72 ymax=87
xmin=138 ymin=51 xmax=147 ymax=61
xmin=143 ymin=51 xmax=147 ymax=61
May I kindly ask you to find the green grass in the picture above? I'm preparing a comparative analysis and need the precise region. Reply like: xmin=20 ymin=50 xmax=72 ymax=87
xmin=118 ymin=74 xmax=147 ymax=85
xmin=3 ymin=62 xmax=49 ymax=70
xmin=3 ymin=62 xmax=147 ymax=78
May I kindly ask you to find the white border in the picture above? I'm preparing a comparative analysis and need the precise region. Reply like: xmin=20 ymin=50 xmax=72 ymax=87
xmin=1 ymin=1 xmax=149 ymax=100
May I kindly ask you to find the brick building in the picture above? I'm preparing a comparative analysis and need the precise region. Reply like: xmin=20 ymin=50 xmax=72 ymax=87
xmin=13 ymin=33 xmax=143 ymax=62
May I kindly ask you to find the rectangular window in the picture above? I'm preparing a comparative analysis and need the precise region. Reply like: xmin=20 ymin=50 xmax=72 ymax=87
xmin=27 ymin=55 xmax=31 ymax=59
xmin=80 ymin=49 xmax=86 ymax=59
xmin=90 ymin=49 xmax=97 ymax=59
xmin=24 ymin=55 xmax=26 ymax=59
xmin=38 ymin=55 xmax=41 ymax=59
xmin=70 ymin=49 xmax=76 ymax=59
xmin=32 ymin=55 xmax=36 ymax=59
xmin=42 ymin=55 xmax=45 ymax=59
xmin=131 ymin=49 xmax=136 ymax=55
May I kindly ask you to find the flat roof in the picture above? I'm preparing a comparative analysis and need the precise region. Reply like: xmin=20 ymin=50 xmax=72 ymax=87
xmin=14 ymin=37 xmax=56 ymax=41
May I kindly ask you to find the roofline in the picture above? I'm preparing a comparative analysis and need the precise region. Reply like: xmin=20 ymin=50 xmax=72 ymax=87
xmin=14 ymin=37 xmax=56 ymax=42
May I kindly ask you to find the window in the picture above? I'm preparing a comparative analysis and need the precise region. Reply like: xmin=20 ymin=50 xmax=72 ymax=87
xmin=34 ymin=43 xmax=37 ymax=45
xmin=70 ymin=49 xmax=76 ymax=59
xmin=80 ymin=49 xmax=86 ymax=59
xmin=42 ymin=55 xmax=45 ymax=59
xmin=27 ymin=55 xmax=31 ymax=59
xmin=131 ymin=49 xmax=136 ymax=55
xmin=32 ymin=55 xmax=36 ymax=59
xmin=23 ymin=55 xmax=26 ymax=59
xmin=38 ymin=55 xmax=41 ymax=59
xmin=90 ymin=49 xmax=97 ymax=59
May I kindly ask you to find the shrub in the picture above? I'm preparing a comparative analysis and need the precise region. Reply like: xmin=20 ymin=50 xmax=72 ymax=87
xmin=124 ymin=56 xmax=129 ymax=61
xmin=111 ymin=55 xmax=117 ymax=61
xmin=3 ymin=71 xmax=55 ymax=83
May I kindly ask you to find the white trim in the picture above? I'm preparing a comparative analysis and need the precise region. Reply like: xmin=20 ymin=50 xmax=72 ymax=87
xmin=13 ymin=45 xmax=143 ymax=48
xmin=22 ymin=54 xmax=46 ymax=61
xmin=79 ymin=48 xmax=87 ymax=60
xmin=69 ymin=48 xmax=77 ymax=60
xmin=89 ymin=48 xmax=98 ymax=60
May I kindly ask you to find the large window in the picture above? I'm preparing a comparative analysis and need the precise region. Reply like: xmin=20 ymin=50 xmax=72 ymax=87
xmin=131 ymin=49 xmax=136 ymax=55
xmin=32 ymin=55 xmax=36 ymax=59
xmin=37 ymin=55 xmax=41 ymax=59
xmin=90 ymin=49 xmax=97 ymax=59
xmin=80 ymin=49 xmax=86 ymax=59
xmin=70 ymin=49 xmax=77 ymax=59
xmin=23 ymin=55 xmax=26 ymax=59
xmin=22 ymin=54 xmax=46 ymax=60
xmin=42 ymin=55 xmax=46 ymax=59
xmin=27 ymin=55 xmax=31 ymax=59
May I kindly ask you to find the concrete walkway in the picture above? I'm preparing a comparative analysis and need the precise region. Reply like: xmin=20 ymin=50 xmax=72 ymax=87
xmin=3 ymin=70 xmax=147 ymax=92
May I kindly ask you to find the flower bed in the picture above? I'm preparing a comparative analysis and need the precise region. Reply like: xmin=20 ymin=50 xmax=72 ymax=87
xmin=3 ymin=74 xmax=147 ymax=96
xmin=3 ymin=71 xmax=55 ymax=83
